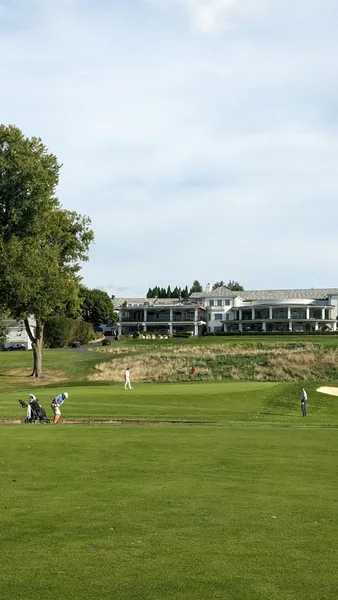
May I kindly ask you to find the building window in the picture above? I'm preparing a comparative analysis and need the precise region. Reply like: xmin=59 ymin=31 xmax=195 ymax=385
xmin=209 ymin=300 xmax=214 ymax=306
xmin=214 ymin=314 xmax=223 ymax=321
xmin=216 ymin=300 xmax=223 ymax=306
xmin=224 ymin=300 xmax=230 ymax=306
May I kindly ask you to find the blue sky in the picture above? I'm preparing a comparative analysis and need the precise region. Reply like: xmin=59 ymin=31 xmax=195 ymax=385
xmin=1 ymin=0 xmax=338 ymax=296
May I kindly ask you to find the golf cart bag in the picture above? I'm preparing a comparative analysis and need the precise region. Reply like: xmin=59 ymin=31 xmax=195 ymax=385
xmin=18 ymin=396 xmax=50 ymax=423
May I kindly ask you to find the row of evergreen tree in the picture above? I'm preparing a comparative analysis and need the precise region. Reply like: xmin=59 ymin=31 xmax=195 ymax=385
xmin=146 ymin=280 xmax=203 ymax=299
xmin=146 ymin=285 xmax=189 ymax=299
xmin=146 ymin=279 xmax=244 ymax=299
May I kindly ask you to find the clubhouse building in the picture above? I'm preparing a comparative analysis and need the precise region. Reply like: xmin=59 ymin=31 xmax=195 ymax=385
xmin=112 ymin=287 xmax=338 ymax=336
xmin=111 ymin=298 xmax=206 ymax=336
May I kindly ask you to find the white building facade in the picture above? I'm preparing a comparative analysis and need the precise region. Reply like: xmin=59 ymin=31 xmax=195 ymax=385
xmin=113 ymin=298 xmax=206 ymax=336
xmin=2 ymin=317 xmax=36 ymax=349
xmin=191 ymin=287 xmax=338 ymax=334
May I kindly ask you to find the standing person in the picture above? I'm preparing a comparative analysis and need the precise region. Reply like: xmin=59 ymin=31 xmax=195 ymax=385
xmin=51 ymin=391 xmax=68 ymax=424
xmin=300 ymin=387 xmax=307 ymax=417
xmin=124 ymin=367 xmax=132 ymax=390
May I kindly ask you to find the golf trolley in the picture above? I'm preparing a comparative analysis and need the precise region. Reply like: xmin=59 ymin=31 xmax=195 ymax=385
xmin=18 ymin=396 xmax=50 ymax=424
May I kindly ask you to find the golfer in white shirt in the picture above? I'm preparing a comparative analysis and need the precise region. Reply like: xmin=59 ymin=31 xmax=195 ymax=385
xmin=300 ymin=388 xmax=307 ymax=417
xmin=124 ymin=367 xmax=132 ymax=390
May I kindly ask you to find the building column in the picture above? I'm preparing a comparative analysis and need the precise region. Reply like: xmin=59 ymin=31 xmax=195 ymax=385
xmin=322 ymin=308 xmax=325 ymax=320
xmin=306 ymin=307 xmax=310 ymax=320
xmin=239 ymin=323 xmax=243 ymax=332
xmin=143 ymin=309 xmax=148 ymax=332
xmin=262 ymin=322 xmax=266 ymax=332
xmin=194 ymin=308 xmax=199 ymax=336
xmin=287 ymin=307 xmax=291 ymax=320
xmin=252 ymin=308 xmax=255 ymax=320
xmin=288 ymin=321 xmax=292 ymax=331
xmin=269 ymin=307 xmax=273 ymax=320
xmin=169 ymin=309 xmax=173 ymax=336
xmin=315 ymin=322 xmax=319 ymax=331
xmin=239 ymin=309 xmax=242 ymax=321
xmin=118 ymin=323 xmax=122 ymax=335
xmin=224 ymin=324 xmax=228 ymax=333
xmin=332 ymin=322 xmax=337 ymax=332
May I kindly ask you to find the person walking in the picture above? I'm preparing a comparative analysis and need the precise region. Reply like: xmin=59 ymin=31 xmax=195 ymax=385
xmin=51 ymin=391 xmax=68 ymax=423
xmin=300 ymin=387 xmax=307 ymax=417
xmin=124 ymin=367 xmax=132 ymax=390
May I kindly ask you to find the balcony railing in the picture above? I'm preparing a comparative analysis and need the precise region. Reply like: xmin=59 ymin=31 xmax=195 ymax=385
xmin=228 ymin=316 xmax=334 ymax=322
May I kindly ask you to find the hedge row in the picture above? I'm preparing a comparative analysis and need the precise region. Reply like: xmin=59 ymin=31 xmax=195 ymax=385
xmin=206 ymin=331 xmax=338 ymax=337
xmin=44 ymin=317 xmax=93 ymax=348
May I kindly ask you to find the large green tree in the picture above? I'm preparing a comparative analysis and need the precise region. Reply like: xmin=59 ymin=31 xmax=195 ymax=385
xmin=80 ymin=287 xmax=117 ymax=329
xmin=0 ymin=124 xmax=94 ymax=377
xmin=0 ymin=312 xmax=8 ymax=346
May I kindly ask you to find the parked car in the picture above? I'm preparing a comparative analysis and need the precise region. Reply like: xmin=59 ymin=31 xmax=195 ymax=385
xmin=70 ymin=340 xmax=81 ymax=348
xmin=4 ymin=344 xmax=27 ymax=351
xmin=102 ymin=339 xmax=111 ymax=346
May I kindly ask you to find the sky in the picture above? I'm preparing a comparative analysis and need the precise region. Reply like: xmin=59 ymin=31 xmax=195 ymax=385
xmin=1 ymin=0 xmax=338 ymax=297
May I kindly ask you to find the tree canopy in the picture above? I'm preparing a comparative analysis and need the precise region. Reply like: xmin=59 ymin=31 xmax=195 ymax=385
xmin=189 ymin=280 xmax=203 ymax=294
xmin=146 ymin=285 xmax=189 ymax=299
xmin=0 ymin=124 xmax=94 ymax=376
xmin=0 ymin=314 xmax=7 ymax=346
xmin=226 ymin=280 xmax=244 ymax=291
xmin=80 ymin=287 xmax=117 ymax=329
xmin=212 ymin=281 xmax=225 ymax=290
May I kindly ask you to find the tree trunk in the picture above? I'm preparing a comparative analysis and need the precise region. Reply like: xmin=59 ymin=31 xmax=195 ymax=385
xmin=24 ymin=318 xmax=44 ymax=378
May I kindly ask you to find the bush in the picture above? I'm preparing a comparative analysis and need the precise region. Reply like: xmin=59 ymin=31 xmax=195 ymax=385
xmin=44 ymin=317 xmax=93 ymax=348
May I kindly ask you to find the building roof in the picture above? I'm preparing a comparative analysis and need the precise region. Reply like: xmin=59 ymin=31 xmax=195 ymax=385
xmin=112 ymin=297 xmax=147 ymax=309
xmin=191 ymin=287 xmax=338 ymax=301
xmin=190 ymin=287 xmax=239 ymax=298
xmin=113 ymin=297 xmax=185 ymax=309
xmin=239 ymin=289 xmax=338 ymax=301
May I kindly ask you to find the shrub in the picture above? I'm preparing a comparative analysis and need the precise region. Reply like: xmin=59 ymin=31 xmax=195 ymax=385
xmin=44 ymin=317 xmax=93 ymax=348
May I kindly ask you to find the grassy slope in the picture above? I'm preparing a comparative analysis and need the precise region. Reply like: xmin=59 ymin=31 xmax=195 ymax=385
xmin=89 ymin=337 xmax=338 ymax=383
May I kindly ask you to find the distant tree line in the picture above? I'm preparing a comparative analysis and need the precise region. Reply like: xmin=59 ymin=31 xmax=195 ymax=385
xmin=146 ymin=285 xmax=190 ymax=299
xmin=146 ymin=279 xmax=244 ymax=298
xmin=146 ymin=280 xmax=203 ymax=299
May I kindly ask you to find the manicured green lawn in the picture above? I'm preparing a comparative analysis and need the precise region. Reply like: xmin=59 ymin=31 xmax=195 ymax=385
xmin=0 ymin=348 xmax=112 ymax=386
xmin=2 ymin=381 xmax=278 ymax=421
xmin=0 ymin=425 xmax=337 ymax=600
xmin=3 ymin=380 xmax=338 ymax=426
xmin=1 ymin=348 xmax=338 ymax=599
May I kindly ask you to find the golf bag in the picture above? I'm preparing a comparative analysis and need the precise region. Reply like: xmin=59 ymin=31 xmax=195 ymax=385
xmin=18 ymin=396 xmax=50 ymax=423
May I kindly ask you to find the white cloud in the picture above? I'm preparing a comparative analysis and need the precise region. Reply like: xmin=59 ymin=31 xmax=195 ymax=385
xmin=185 ymin=0 xmax=263 ymax=34
xmin=149 ymin=0 xmax=265 ymax=34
